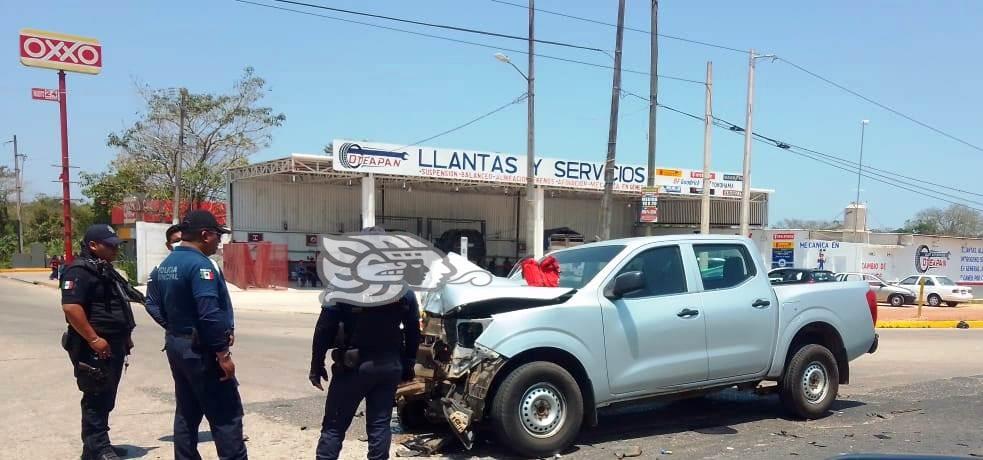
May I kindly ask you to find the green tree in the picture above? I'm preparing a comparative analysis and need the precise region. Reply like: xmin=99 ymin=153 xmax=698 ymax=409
xmin=899 ymin=205 xmax=983 ymax=237
xmin=80 ymin=158 xmax=154 ymax=223
xmin=105 ymin=67 xmax=285 ymax=209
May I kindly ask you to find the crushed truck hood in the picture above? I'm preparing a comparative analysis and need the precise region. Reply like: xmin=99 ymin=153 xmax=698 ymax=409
xmin=425 ymin=281 xmax=576 ymax=318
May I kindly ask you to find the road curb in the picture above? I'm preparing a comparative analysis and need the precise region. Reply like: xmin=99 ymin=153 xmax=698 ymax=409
xmin=0 ymin=274 xmax=59 ymax=288
xmin=877 ymin=320 xmax=982 ymax=328
xmin=0 ymin=268 xmax=50 ymax=273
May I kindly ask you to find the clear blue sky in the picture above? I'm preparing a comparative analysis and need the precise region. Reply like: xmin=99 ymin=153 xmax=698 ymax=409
xmin=4 ymin=0 xmax=982 ymax=229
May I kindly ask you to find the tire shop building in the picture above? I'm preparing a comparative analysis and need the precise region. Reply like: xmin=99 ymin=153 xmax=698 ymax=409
xmin=224 ymin=139 xmax=773 ymax=276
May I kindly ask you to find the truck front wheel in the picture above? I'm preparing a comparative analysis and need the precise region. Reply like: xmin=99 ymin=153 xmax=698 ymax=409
xmin=780 ymin=344 xmax=839 ymax=419
xmin=490 ymin=362 xmax=584 ymax=458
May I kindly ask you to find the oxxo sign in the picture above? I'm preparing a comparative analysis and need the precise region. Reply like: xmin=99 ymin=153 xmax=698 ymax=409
xmin=19 ymin=29 xmax=102 ymax=74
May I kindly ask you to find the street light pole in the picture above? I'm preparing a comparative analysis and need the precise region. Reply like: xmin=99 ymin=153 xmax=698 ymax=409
xmin=526 ymin=0 xmax=537 ymax=259
xmin=854 ymin=119 xmax=869 ymax=242
xmin=700 ymin=62 xmax=713 ymax=235
xmin=738 ymin=50 xmax=774 ymax=237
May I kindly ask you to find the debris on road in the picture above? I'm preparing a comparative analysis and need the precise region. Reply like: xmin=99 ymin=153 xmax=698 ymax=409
xmin=874 ymin=434 xmax=893 ymax=440
xmin=957 ymin=320 xmax=970 ymax=329
xmin=808 ymin=441 xmax=827 ymax=448
xmin=357 ymin=434 xmax=369 ymax=442
xmin=660 ymin=449 xmax=673 ymax=455
xmin=397 ymin=433 xmax=454 ymax=457
xmin=773 ymin=430 xmax=801 ymax=438
xmin=889 ymin=408 xmax=922 ymax=415
xmin=614 ymin=445 xmax=642 ymax=458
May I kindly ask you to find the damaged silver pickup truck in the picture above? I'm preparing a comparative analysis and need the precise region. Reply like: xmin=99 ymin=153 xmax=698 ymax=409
xmin=397 ymin=235 xmax=878 ymax=458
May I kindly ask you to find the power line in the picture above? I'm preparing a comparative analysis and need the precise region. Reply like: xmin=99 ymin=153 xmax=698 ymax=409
xmin=652 ymin=101 xmax=983 ymax=212
xmin=775 ymin=58 xmax=983 ymax=154
xmin=269 ymin=0 xmax=605 ymax=53
xmin=485 ymin=0 xmax=983 ymax=153
xmin=487 ymin=0 xmax=747 ymax=54
xmin=233 ymin=0 xmax=704 ymax=84
xmin=392 ymin=93 xmax=528 ymax=151
xmin=709 ymin=114 xmax=983 ymax=208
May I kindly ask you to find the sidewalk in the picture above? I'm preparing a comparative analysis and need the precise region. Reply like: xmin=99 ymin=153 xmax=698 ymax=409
xmin=0 ymin=270 xmax=323 ymax=314
xmin=877 ymin=303 xmax=983 ymax=328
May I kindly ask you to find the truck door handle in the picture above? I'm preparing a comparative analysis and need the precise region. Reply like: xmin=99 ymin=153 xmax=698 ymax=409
xmin=676 ymin=308 xmax=699 ymax=318
xmin=752 ymin=298 xmax=771 ymax=308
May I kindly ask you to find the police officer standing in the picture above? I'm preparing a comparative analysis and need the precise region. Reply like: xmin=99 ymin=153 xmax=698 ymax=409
xmin=155 ymin=210 xmax=247 ymax=460
xmin=310 ymin=227 xmax=422 ymax=460
xmin=61 ymin=225 xmax=142 ymax=460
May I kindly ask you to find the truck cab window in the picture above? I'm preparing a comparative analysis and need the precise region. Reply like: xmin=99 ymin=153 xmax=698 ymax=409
xmin=694 ymin=244 xmax=756 ymax=290
xmin=616 ymin=245 xmax=687 ymax=298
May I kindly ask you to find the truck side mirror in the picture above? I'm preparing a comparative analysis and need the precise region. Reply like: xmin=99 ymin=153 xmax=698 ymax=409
xmin=605 ymin=271 xmax=645 ymax=300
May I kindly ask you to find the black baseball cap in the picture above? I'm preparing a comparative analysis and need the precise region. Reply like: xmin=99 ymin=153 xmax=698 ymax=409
xmin=180 ymin=210 xmax=230 ymax=234
xmin=83 ymin=224 xmax=123 ymax=247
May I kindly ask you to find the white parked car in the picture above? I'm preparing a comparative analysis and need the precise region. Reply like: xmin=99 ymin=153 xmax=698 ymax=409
xmin=896 ymin=275 xmax=973 ymax=307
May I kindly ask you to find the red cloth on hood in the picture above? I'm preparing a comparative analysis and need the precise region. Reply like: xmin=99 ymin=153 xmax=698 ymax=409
xmin=521 ymin=258 xmax=547 ymax=287
xmin=540 ymin=256 xmax=560 ymax=287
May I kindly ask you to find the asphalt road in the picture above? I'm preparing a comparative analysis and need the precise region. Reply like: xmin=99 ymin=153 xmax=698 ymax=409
xmin=2 ymin=277 xmax=982 ymax=459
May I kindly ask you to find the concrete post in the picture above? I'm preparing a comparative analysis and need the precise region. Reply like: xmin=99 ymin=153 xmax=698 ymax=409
xmin=361 ymin=174 xmax=376 ymax=230
xmin=533 ymin=186 xmax=545 ymax=259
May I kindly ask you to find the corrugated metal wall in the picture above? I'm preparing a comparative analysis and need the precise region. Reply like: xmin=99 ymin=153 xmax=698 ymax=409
xmin=232 ymin=180 xmax=361 ymax=234
xmin=657 ymin=196 xmax=768 ymax=226
xmin=541 ymin=196 xmax=634 ymax=241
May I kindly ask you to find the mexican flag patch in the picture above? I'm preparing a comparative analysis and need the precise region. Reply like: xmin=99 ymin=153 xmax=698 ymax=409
xmin=199 ymin=268 xmax=215 ymax=280
xmin=62 ymin=280 xmax=74 ymax=290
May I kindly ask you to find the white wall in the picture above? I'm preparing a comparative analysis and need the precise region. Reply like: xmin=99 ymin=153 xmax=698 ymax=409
xmin=135 ymin=222 xmax=171 ymax=284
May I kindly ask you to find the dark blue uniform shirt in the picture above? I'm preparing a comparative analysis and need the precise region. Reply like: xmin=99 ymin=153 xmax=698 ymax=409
xmin=154 ymin=246 xmax=234 ymax=352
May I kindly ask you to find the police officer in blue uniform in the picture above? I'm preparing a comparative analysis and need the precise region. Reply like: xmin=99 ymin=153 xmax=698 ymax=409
xmin=155 ymin=210 xmax=247 ymax=460
xmin=310 ymin=228 xmax=422 ymax=460
xmin=61 ymin=224 xmax=143 ymax=460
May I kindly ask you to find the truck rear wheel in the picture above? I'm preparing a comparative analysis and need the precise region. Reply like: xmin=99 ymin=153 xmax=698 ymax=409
xmin=780 ymin=344 xmax=839 ymax=419
xmin=490 ymin=362 xmax=584 ymax=458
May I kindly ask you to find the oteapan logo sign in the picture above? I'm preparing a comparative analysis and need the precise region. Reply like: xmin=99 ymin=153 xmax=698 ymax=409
xmin=19 ymin=29 xmax=102 ymax=75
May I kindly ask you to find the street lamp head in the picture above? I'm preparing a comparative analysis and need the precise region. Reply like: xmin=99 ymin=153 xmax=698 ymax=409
xmin=861 ymin=119 xmax=870 ymax=125
xmin=494 ymin=53 xmax=511 ymax=64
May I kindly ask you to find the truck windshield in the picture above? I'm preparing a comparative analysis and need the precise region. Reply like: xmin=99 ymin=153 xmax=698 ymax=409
xmin=547 ymin=245 xmax=626 ymax=289
xmin=509 ymin=245 xmax=625 ymax=289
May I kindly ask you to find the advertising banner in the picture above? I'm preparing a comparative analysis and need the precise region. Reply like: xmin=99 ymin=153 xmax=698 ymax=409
xmin=332 ymin=139 xmax=745 ymax=196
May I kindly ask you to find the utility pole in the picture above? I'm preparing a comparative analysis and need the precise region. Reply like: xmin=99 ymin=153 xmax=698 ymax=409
xmin=173 ymin=88 xmax=186 ymax=225
xmin=739 ymin=50 xmax=773 ymax=237
xmin=58 ymin=71 xmax=74 ymax=263
xmin=644 ymin=0 xmax=658 ymax=236
xmin=700 ymin=62 xmax=713 ymax=235
xmin=526 ymin=0 xmax=537 ymax=258
xmin=599 ymin=0 xmax=626 ymax=241
xmin=854 ymin=119 xmax=869 ymax=243
xmin=5 ymin=135 xmax=25 ymax=253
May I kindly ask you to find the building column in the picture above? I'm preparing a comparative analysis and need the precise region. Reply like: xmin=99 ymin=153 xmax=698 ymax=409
xmin=361 ymin=174 xmax=375 ymax=230
xmin=533 ymin=186 xmax=545 ymax=259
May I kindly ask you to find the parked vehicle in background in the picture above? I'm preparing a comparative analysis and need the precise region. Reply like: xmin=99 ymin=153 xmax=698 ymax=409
xmin=769 ymin=268 xmax=837 ymax=285
xmin=836 ymin=273 xmax=917 ymax=307
xmin=401 ymin=236 xmax=878 ymax=458
xmin=896 ymin=275 xmax=973 ymax=307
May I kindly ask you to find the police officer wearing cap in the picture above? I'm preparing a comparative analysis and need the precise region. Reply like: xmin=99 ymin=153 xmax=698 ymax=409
xmin=155 ymin=210 xmax=247 ymax=460
xmin=310 ymin=226 xmax=422 ymax=460
xmin=61 ymin=224 xmax=143 ymax=460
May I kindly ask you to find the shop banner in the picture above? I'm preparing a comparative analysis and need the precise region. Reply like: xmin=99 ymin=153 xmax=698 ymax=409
xmin=332 ymin=139 xmax=744 ymax=196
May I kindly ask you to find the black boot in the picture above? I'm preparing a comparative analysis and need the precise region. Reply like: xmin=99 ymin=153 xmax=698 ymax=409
xmin=92 ymin=448 xmax=121 ymax=460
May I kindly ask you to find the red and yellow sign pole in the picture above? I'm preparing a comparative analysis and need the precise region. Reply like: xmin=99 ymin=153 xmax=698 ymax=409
xmin=19 ymin=29 xmax=102 ymax=263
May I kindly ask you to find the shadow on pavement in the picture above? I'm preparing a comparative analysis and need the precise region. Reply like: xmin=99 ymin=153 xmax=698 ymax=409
xmin=158 ymin=431 xmax=213 ymax=443
xmin=440 ymin=390 xmax=866 ymax=459
xmin=115 ymin=444 xmax=158 ymax=459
